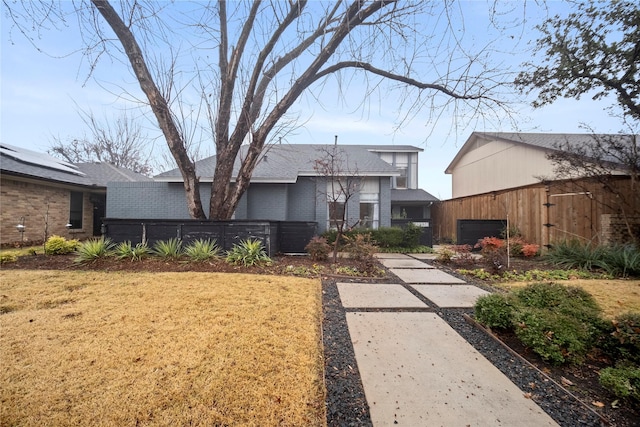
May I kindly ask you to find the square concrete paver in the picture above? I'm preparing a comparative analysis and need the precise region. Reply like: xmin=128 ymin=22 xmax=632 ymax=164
xmin=346 ymin=312 xmax=558 ymax=426
xmin=409 ymin=253 xmax=438 ymax=260
xmin=379 ymin=258 xmax=435 ymax=269
xmin=412 ymin=284 xmax=490 ymax=308
xmin=390 ymin=268 xmax=466 ymax=284
xmin=374 ymin=253 xmax=411 ymax=259
xmin=337 ymin=283 xmax=427 ymax=308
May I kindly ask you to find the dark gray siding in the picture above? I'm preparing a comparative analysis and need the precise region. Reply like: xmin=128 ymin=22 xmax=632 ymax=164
xmin=287 ymin=177 xmax=317 ymax=221
xmin=107 ymin=182 xmax=213 ymax=219
xmin=246 ymin=183 xmax=288 ymax=220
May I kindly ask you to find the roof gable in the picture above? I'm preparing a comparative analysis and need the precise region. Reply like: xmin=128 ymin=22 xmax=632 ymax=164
xmin=155 ymin=144 xmax=402 ymax=182
xmin=445 ymin=132 xmax=635 ymax=174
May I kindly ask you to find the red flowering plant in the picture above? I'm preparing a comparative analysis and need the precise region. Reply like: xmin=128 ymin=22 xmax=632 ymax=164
xmin=522 ymin=244 xmax=540 ymax=257
xmin=475 ymin=236 xmax=507 ymax=273
xmin=475 ymin=237 xmax=505 ymax=252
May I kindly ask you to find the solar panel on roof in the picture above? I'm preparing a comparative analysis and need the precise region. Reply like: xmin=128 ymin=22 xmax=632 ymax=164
xmin=0 ymin=144 xmax=86 ymax=176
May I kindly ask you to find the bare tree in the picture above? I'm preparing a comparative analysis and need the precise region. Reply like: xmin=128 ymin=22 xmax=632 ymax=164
xmin=313 ymin=143 xmax=362 ymax=263
xmin=6 ymin=1 xmax=522 ymax=219
xmin=49 ymin=110 xmax=153 ymax=175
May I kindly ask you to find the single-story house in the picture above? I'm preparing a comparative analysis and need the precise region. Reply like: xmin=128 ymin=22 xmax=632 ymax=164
xmin=0 ymin=143 xmax=151 ymax=246
xmin=432 ymin=132 xmax=639 ymax=246
xmin=107 ymin=144 xmax=438 ymax=234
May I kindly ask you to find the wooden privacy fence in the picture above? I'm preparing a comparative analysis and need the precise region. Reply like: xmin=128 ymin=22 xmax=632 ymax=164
xmin=102 ymin=219 xmax=317 ymax=256
xmin=432 ymin=177 xmax=638 ymax=248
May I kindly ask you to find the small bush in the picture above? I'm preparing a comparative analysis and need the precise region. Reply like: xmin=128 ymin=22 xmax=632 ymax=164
xmin=522 ymin=244 xmax=540 ymax=257
xmin=599 ymin=365 xmax=640 ymax=401
xmin=452 ymin=244 xmax=475 ymax=265
xmin=401 ymin=223 xmax=422 ymax=248
xmin=184 ymin=239 xmax=220 ymax=262
xmin=514 ymin=307 xmax=595 ymax=365
xmin=611 ymin=313 xmax=640 ymax=363
xmin=372 ymin=227 xmax=405 ymax=248
xmin=436 ymin=247 xmax=455 ymax=263
xmin=75 ymin=238 xmax=115 ymax=263
xmin=476 ymin=236 xmax=504 ymax=252
xmin=152 ymin=238 xmax=183 ymax=259
xmin=343 ymin=233 xmax=376 ymax=261
xmin=0 ymin=253 xmax=17 ymax=264
xmin=305 ymin=236 xmax=331 ymax=261
xmin=45 ymin=235 xmax=80 ymax=255
xmin=474 ymin=294 xmax=516 ymax=329
xmin=114 ymin=241 xmax=150 ymax=261
xmin=226 ymin=239 xmax=271 ymax=267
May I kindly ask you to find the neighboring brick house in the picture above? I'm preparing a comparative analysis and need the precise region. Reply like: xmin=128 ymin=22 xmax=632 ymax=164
xmin=1 ymin=144 xmax=151 ymax=246
xmin=107 ymin=144 xmax=438 ymax=233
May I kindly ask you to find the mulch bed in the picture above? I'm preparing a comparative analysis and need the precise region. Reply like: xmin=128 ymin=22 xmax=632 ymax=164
xmin=3 ymin=253 xmax=639 ymax=426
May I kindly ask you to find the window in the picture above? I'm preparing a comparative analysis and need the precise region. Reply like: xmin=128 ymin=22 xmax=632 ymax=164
xmin=69 ymin=191 xmax=83 ymax=229
xmin=359 ymin=202 xmax=378 ymax=229
xmin=395 ymin=167 xmax=408 ymax=189
xmin=359 ymin=179 xmax=379 ymax=228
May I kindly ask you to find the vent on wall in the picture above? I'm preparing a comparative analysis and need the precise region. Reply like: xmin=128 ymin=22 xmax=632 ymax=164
xmin=0 ymin=144 xmax=86 ymax=176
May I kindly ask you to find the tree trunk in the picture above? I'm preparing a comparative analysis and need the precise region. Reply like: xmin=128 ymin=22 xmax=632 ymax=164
xmin=92 ymin=0 xmax=206 ymax=219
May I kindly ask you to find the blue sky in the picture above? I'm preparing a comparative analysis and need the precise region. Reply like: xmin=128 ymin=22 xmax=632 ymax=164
xmin=0 ymin=1 xmax=625 ymax=200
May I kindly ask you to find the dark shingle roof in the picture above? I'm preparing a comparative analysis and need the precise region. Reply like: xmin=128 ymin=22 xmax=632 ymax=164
xmin=391 ymin=189 xmax=439 ymax=203
xmin=155 ymin=144 xmax=401 ymax=182
xmin=1 ymin=143 xmax=151 ymax=187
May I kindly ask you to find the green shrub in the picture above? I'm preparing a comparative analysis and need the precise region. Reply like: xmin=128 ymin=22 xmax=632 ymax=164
xmin=474 ymin=294 xmax=516 ymax=329
xmin=114 ymin=241 xmax=150 ymax=261
xmin=599 ymin=365 xmax=640 ymax=401
xmin=75 ymin=238 xmax=115 ymax=263
xmin=401 ymin=223 xmax=422 ymax=248
xmin=514 ymin=307 xmax=596 ymax=365
xmin=184 ymin=239 xmax=220 ymax=262
xmin=152 ymin=238 xmax=183 ymax=259
xmin=371 ymin=227 xmax=404 ymax=248
xmin=226 ymin=239 xmax=271 ymax=267
xmin=305 ymin=236 xmax=331 ymax=261
xmin=44 ymin=235 xmax=80 ymax=255
xmin=0 ymin=253 xmax=17 ymax=264
xmin=611 ymin=313 xmax=640 ymax=363
xmin=514 ymin=282 xmax=602 ymax=324
xmin=376 ymin=245 xmax=434 ymax=254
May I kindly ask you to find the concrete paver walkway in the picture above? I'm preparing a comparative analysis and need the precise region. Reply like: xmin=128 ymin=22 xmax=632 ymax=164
xmin=336 ymin=253 xmax=559 ymax=426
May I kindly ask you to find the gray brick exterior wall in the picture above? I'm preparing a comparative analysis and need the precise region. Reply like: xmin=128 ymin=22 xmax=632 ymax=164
xmin=107 ymin=175 xmax=392 ymax=234
xmin=246 ymin=184 xmax=288 ymax=220
xmin=379 ymin=176 xmax=391 ymax=228
xmin=107 ymin=182 xmax=212 ymax=219
xmin=287 ymin=177 xmax=317 ymax=221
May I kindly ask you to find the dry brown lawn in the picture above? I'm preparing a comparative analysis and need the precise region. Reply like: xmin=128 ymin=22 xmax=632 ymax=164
xmin=0 ymin=270 xmax=325 ymax=426
xmin=494 ymin=279 xmax=640 ymax=318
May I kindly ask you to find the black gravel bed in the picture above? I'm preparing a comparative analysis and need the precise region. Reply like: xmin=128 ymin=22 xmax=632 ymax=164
xmin=439 ymin=308 xmax=605 ymax=427
xmin=323 ymin=279 xmax=372 ymax=427
xmin=322 ymin=277 xmax=606 ymax=427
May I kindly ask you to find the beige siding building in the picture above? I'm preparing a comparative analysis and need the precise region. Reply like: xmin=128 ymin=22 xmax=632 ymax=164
xmin=434 ymin=132 xmax=639 ymax=246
